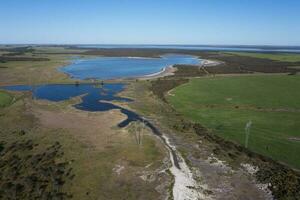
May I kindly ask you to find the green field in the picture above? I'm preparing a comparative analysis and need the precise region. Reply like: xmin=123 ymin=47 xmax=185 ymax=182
xmin=227 ymin=52 xmax=300 ymax=62
xmin=167 ymin=75 xmax=300 ymax=169
xmin=0 ymin=91 xmax=12 ymax=107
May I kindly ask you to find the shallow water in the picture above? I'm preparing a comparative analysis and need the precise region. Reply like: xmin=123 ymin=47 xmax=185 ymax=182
xmin=60 ymin=54 xmax=200 ymax=80
xmin=3 ymin=83 xmax=149 ymax=128
xmin=4 ymin=83 xmax=128 ymax=109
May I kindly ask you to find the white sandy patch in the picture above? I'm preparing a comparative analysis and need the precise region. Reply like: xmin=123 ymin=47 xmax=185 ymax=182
xmin=162 ymin=135 xmax=210 ymax=200
xmin=241 ymin=163 xmax=273 ymax=198
xmin=201 ymin=59 xmax=221 ymax=67
xmin=241 ymin=163 xmax=258 ymax=175
xmin=113 ymin=164 xmax=125 ymax=175
xmin=167 ymin=89 xmax=175 ymax=97
xmin=207 ymin=155 xmax=229 ymax=169
xmin=126 ymin=56 xmax=156 ymax=59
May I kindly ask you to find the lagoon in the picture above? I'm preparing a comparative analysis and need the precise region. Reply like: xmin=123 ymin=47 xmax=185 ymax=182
xmin=60 ymin=54 xmax=200 ymax=80
xmin=3 ymin=83 xmax=146 ymax=127
xmin=2 ymin=83 xmax=166 ymax=129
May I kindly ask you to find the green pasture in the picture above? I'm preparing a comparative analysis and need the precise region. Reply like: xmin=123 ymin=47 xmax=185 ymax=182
xmin=168 ymin=75 xmax=300 ymax=169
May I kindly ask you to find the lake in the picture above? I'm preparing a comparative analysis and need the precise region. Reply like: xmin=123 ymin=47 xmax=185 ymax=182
xmin=3 ymin=83 xmax=148 ymax=127
xmin=3 ymin=83 xmax=130 ymax=110
xmin=60 ymin=54 xmax=201 ymax=80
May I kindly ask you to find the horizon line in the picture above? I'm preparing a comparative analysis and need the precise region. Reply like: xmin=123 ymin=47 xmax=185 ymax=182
xmin=1 ymin=43 xmax=300 ymax=48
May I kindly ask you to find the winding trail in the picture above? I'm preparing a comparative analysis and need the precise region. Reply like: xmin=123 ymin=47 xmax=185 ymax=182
xmin=162 ymin=135 xmax=207 ymax=200
xmin=117 ymin=109 xmax=207 ymax=200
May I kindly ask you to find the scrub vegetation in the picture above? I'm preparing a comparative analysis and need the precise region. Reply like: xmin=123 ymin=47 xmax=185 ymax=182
xmin=227 ymin=52 xmax=300 ymax=62
xmin=0 ymin=89 xmax=169 ymax=199
xmin=0 ymin=140 xmax=74 ymax=199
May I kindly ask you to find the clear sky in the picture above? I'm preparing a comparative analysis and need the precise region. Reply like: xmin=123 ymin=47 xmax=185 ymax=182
xmin=1 ymin=0 xmax=299 ymax=45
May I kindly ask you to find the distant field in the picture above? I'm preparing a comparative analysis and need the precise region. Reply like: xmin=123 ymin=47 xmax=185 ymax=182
xmin=227 ymin=52 xmax=300 ymax=62
xmin=0 ymin=91 xmax=12 ymax=107
xmin=167 ymin=75 xmax=300 ymax=169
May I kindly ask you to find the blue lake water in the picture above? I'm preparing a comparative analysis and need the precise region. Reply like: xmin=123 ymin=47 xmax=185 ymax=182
xmin=3 ymin=83 xmax=130 ymax=110
xmin=2 ymin=83 xmax=143 ymax=127
xmin=60 ymin=54 xmax=201 ymax=80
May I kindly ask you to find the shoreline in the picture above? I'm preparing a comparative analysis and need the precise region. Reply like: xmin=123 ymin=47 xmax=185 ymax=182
xmin=58 ymin=55 xmax=221 ymax=82
xmin=50 ymin=57 xmax=221 ymax=83
xmin=137 ymin=65 xmax=177 ymax=80
xmin=0 ymin=57 xmax=221 ymax=86
xmin=138 ymin=58 xmax=222 ymax=80
xmin=144 ymin=67 xmax=167 ymax=77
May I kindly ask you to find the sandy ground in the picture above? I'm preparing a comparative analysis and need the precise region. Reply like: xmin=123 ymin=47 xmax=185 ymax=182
xmin=168 ymin=134 xmax=274 ymax=200
xmin=162 ymin=135 xmax=210 ymax=200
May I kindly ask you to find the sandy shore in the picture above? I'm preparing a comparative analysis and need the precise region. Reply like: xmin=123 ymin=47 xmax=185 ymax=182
xmin=138 ymin=65 xmax=177 ymax=80
xmin=138 ymin=59 xmax=222 ymax=80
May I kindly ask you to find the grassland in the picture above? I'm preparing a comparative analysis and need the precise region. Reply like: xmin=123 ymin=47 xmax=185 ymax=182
xmin=227 ymin=52 xmax=300 ymax=62
xmin=0 ymin=92 xmax=169 ymax=199
xmin=0 ymin=55 xmax=68 ymax=85
xmin=0 ymin=91 xmax=13 ymax=107
xmin=167 ymin=75 xmax=300 ymax=169
xmin=0 ymin=46 xmax=175 ymax=199
xmin=0 ymin=47 xmax=89 ymax=85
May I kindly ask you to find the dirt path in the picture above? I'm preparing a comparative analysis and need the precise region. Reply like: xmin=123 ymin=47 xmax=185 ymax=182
xmin=130 ymin=114 xmax=210 ymax=199
xmin=162 ymin=135 xmax=209 ymax=200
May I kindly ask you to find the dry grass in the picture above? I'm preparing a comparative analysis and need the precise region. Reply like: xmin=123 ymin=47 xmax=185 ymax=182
xmin=0 ymin=92 xmax=170 ymax=199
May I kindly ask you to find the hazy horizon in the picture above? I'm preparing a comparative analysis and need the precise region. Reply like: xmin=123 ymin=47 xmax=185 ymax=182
xmin=2 ymin=43 xmax=300 ymax=47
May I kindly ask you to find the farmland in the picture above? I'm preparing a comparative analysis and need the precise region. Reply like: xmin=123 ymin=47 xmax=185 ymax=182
xmin=167 ymin=75 xmax=300 ymax=169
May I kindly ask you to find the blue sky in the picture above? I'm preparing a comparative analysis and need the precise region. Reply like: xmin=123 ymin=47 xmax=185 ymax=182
xmin=0 ymin=0 xmax=299 ymax=45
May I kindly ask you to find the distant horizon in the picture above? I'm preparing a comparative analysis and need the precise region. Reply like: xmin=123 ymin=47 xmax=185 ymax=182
xmin=1 ymin=43 xmax=300 ymax=48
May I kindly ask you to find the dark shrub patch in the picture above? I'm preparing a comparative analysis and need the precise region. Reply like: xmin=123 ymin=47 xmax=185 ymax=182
xmin=0 ymin=140 xmax=74 ymax=199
